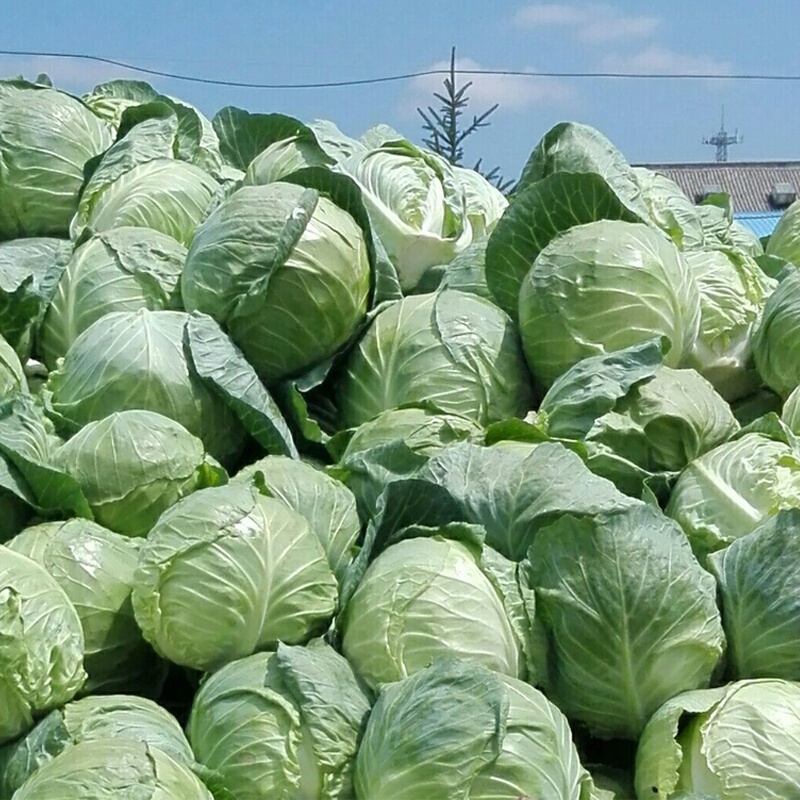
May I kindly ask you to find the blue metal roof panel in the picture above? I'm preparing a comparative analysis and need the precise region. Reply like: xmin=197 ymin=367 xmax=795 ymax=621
xmin=734 ymin=211 xmax=783 ymax=238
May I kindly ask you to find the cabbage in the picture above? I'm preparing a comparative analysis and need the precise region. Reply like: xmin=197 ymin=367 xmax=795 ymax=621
xmin=338 ymin=139 xmax=471 ymax=291
xmin=524 ymin=504 xmax=724 ymax=739
xmin=12 ymin=739 xmax=213 ymax=800
xmin=0 ymin=82 xmax=111 ymax=239
xmin=182 ymin=182 xmax=371 ymax=383
xmin=39 ymin=227 xmax=185 ymax=368
xmin=0 ymin=546 xmax=85 ymax=744
xmin=188 ymin=641 xmax=370 ymax=800
xmin=233 ymin=455 xmax=360 ymax=583
xmin=667 ymin=432 xmax=800 ymax=558
xmin=6 ymin=520 xmax=165 ymax=696
xmin=636 ymin=680 xmax=800 ymax=799
xmin=46 ymin=309 xmax=248 ymax=465
xmin=451 ymin=165 xmax=508 ymax=238
xmin=51 ymin=410 xmax=225 ymax=536
xmin=354 ymin=659 xmax=596 ymax=799
xmin=766 ymin=197 xmax=800 ymax=268
xmin=132 ymin=484 xmax=338 ymax=672
xmin=336 ymin=290 xmax=533 ymax=428
xmin=684 ymin=247 xmax=775 ymax=401
xmin=0 ymin=694 xmax=193 ymax=797
xmin=633 ymin=167 xmax=705 ymax=250
xmin=340 ymin=525 xmax=533 ymax=688
xmin=518 ymin=220 xmax=702 ymax=386
xmin=709 ymin=509 xmax=800 ymax=680
xmin=752 ymin=267 xmax=800 ymax=399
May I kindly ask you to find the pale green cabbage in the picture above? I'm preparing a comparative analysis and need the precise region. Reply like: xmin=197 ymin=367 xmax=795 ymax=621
xmin=39 ymin=228 xmax=185 ymax=368
xmin=0 ymin=546 xmax=86 ymax=745
xmin=336 ymin=290 xmax=533 ymax=428
xmin=0 ymin=83 xmax=111 ymax=239
xmin=188 ymin=641 xmax=370 ymax=800
xmin=518 ymin=220 xmax=702 ymax=386
xmin=6 ymin=520 xmax=165 ymax=697
xmin=182 ymin=182 xmax=371 ymax=383
xmin=132 ymin=484 xmax=338 ymax=672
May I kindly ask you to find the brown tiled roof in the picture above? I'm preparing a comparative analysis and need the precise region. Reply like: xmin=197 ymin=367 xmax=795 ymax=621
xmin=636 ymin=161 xmax=800 ymax=213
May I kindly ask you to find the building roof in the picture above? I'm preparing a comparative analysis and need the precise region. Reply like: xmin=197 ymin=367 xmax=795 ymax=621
xmin=637 ymin=161 xmax=800 ymax=214
xmin=734 ymin=211 xmax=783 ymax=238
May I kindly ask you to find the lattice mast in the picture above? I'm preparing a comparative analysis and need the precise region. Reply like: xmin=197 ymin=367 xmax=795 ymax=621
xmin=703 ymin=106 xmax=742 ymax=162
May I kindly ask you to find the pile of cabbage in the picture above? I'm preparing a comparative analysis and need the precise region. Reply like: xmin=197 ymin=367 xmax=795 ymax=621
xmin=2 ymin=74 xmax=800 ymax=799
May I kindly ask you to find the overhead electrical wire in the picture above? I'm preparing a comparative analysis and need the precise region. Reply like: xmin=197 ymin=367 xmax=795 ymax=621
xmin=2 ymin=48 xmax=800 ymax=90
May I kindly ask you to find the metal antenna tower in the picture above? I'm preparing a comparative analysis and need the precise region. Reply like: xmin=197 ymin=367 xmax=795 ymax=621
xmin=703 ymin=106 xmax=742 ymax=162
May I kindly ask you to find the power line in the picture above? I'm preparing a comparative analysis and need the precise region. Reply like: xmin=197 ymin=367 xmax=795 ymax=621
xmin=3 ymin=48 xmax=800 ymax=90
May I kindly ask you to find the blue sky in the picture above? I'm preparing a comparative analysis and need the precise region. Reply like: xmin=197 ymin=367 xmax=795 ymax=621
xmin=3 ymin=1 xmax=800 ymax=181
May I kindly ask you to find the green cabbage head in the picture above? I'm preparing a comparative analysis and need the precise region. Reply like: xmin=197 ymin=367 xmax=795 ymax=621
xmin=52 ymin=410 xmax=225 ymax=536
xmin=0 ymin=546 xmax=86 ymax=745
xmin=39 ymin=227 xmax=185 ymax=368
xmin=636 ymin=680 xmax=800 ymax=799
xmin=518 ymin=220 xmax=702 ymax=386
xmin=355 ymin=659 xmax=597 ymax=800
xmin=338 ymin=140 xmax=472 ymax=291
xmin=46 ymin=309 xmax=247 ymax=465
xmin=132 ymin=484 xmax=338 ymax=672
xmin=6 ymin=520 xmax=166 ymax=697
xmin=188 ymin=641 xmax=371 ymax=800
xmin=666 ymin=432 xmax=800 ymax=558
xmin=0 ymin=694 xmax=194 ymax=798
xmin=12 ymin=739 xmax=213 ymax=800
xmin=0 ymin=82 xmax=112 ymax=239
xmin=336 ymin=290 xmax=533 ymax=428
xmin=182 ymin=182 xmax=371 ymax=383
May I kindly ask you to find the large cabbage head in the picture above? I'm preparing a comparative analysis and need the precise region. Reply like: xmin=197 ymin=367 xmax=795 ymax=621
xmin=752 ymin=266 xmax=800 ymax=399
xmin=524 ymin=504 xmax=724 ymax=740
xmin=0 ymin=694 xmax=193 ymax=797
xmin=339 ymin=526 xmax=532 ymax=689
xmin=188 ymin=641 xmax=371 ymax=800
xmin=666 ymin=432 xmax=800 ymax=558
xmin=73 ymin=158 xmax=218 ymax=247
xmin=636 ymin=680 xmax=800 ymax=799
xmin=334 ymin=407 xmax=482 ymax=520
xmin=355 ymin=659 xmax=596 ymax=800
xmin=708 ymin=509 xmax=800 ymax=681
xmin=12 ymin=739 xmax=213 ymax=800
xmin=336 ymin=290 xmax=533 ymax=428
xmin=233 ymin=455 xmax=360 ymax=583
xmin=683 ymin=247 xmax=775 ymax=401
xmin=0 ymin=82 xmax=112 ymax=239
xmin=536 ymin=341 xmax=739 ymax=495
xmin=6 ymin=519 xmax=166 ymax=697
xmin=46 ymin=309 xmax=247 ymax=465
xmin=518 ymin=220 xmax=702 ymax=386
xmin=338 ymin=140 xmax=471 ymax=291
xmin=182 ymin=182 xmax=371 ymax=383
xmin=51 ymin=410 xmax=224 ymax=536
xmin=132 ymin=484 xmax=338 ymax=672
xmin=0 ymin=546 xmax=86 ymax=745
xmin=39 ymin=227 xmax=185 ymax=368
xmin=243 ymin=134 xmax=334 ymax=185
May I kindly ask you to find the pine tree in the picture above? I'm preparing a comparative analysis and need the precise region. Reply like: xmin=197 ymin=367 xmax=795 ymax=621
xmin=417 ymin=47 xmax=514 ymax=194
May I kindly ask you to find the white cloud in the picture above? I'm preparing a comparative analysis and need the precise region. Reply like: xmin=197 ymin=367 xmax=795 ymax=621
xmin=513 ymin=3 xmax=585 ymax=26
xmin=407 ymin=57 xmax=575 ymax=117
xmin=0 ymin=55 xmax=142 ymax=94
xmin=513 ymin=3 xmax=660 ymax=43
xmin=600 ymin=45 xmax=731 ymax=76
